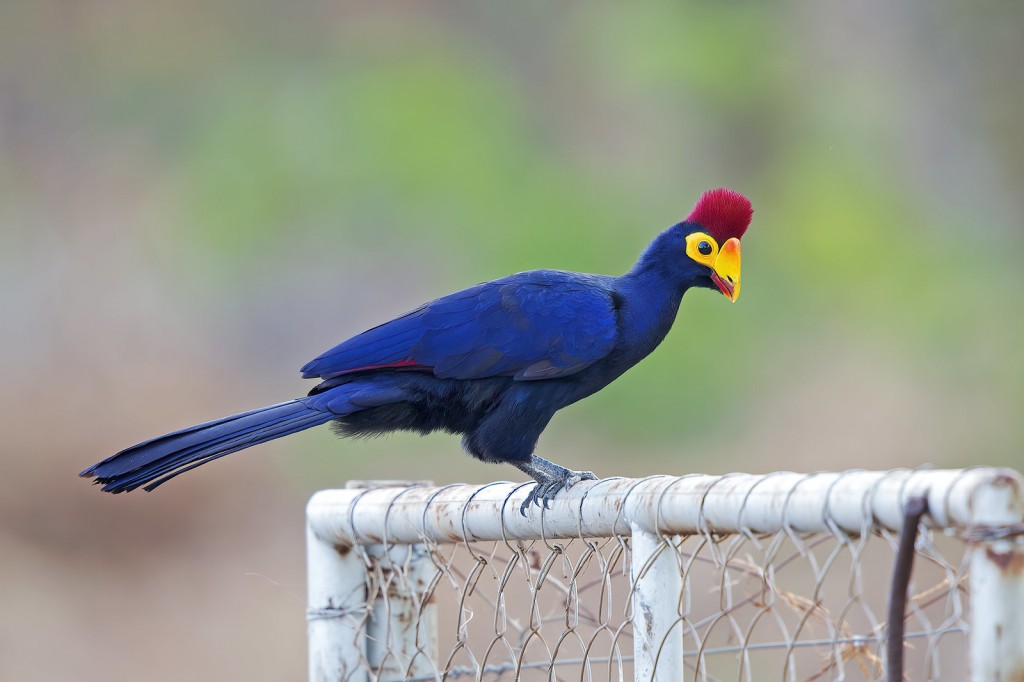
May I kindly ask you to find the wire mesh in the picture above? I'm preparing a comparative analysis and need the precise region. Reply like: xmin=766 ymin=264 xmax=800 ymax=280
xmin=344 ymin=527 xmax=966 ymax=681
xmin=307 ymin=473 xmax=1024 ymax=679
xmin=306 ymin=470 xmax=1024 ymax=681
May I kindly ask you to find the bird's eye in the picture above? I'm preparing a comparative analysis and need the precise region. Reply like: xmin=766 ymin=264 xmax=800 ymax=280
xmin=697 ymin=241 xmax=713 ymax=256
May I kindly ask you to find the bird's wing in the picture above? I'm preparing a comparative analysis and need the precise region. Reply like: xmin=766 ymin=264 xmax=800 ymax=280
xmin=300 ymin=271 xmax=619 ymax=382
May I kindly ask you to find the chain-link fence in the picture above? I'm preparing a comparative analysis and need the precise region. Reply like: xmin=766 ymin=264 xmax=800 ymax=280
xmin=306 ymin=469 xmax=1024 ymax=681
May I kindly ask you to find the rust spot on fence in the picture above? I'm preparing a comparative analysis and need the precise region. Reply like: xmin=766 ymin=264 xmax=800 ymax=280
xmin=968 ymin=472 xmax=1024 ymax=515
xmin=985 ymin=546 xmax=1024 ymax=575
xmin=430 ymin=497 xmax=465 ymax=543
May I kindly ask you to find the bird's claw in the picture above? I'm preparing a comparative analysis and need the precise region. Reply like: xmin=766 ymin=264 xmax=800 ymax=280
xmin=519 ymin=469 xmax=598 ymax=516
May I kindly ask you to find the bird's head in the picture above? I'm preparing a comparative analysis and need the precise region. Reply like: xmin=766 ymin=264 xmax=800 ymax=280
xmin=629 ymin=188 xmax=753 ymax=300
xmin=678 ymin=188 xmax=752 ymax=302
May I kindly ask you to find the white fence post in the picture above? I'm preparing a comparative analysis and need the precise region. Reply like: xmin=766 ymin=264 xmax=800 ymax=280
xmin=307 ymin=501 xmax=368 ymax=682
xmin=308 ymin=481 xmax=438 ymax=682
xmin=631 ymin=524 xmax=683 ymax=681
xmin=966 ymin=471 xmax=1024 ymax=681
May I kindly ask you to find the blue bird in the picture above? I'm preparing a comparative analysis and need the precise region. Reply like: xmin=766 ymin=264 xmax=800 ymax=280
xmin=82 ymin=189 xmax=753 ymax=512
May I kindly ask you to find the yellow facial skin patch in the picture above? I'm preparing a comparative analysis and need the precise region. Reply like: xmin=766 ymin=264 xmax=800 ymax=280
xmin=685 ymin=232 xmax=741 ymax=302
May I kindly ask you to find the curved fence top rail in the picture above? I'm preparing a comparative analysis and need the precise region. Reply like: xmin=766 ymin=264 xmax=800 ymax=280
xmin=307 ymin=467 xmax=1024 ymax=547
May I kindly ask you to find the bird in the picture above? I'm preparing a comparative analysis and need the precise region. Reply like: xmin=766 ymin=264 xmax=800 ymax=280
xmin=81 ymin=188 xmax=753 ymax=513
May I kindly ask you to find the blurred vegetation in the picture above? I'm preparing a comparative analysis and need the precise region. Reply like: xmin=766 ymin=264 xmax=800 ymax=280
xmin=1 ymin=1 xmax=1022 ymax=680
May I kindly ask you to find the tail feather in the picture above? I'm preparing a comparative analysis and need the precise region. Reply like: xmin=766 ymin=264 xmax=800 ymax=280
xmin=106 ymin=404 xmax=322 ymax=489
xmin=128 ymin=411 xmax=331 ymax=493
xmin=81 ymin=399 xmax=335 ymax=493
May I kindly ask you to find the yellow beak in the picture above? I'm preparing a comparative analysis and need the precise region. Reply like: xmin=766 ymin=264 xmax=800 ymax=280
xmin=710 ymin=237 xmax=741 ymax=302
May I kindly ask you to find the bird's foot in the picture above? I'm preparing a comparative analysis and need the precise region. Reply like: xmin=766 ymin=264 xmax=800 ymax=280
xmin=514 ymin=455 xmax=598 ymax=516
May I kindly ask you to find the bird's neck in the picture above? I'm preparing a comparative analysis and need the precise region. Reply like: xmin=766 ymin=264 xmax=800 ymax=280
xmin=621 ymin=243 xmax=695 ymax=304
xmin=613 ymin=267 xmax=688 ymax=360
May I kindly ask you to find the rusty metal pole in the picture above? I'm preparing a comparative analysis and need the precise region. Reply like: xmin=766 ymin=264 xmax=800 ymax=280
xmin=631 ymin=524 xmax=683 ymax=681
xmin=886 ymin=495 xmax=929 ymax=681
xmin=966 ymin=472 xmax=1024 ymax=682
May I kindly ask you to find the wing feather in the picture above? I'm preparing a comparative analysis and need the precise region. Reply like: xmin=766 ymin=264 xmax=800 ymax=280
xmin=300 ymin=271 xmax=618 ymax=382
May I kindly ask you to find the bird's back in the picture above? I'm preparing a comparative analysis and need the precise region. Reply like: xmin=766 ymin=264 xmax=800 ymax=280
xmin=302 ymin=269 xmax=621 ymax=386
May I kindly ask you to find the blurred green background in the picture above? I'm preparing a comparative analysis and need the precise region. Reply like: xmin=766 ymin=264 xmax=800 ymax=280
xmin=2 ymin=1 xmax=1022 ymax=679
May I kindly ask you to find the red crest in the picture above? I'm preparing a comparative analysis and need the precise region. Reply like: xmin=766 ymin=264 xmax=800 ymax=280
xmin=685 ymin=188 xmax=753 ymax=243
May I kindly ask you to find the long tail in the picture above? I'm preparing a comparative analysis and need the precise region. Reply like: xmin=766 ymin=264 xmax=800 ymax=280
xmin=81 ymin=399 xmax=335 ymax=493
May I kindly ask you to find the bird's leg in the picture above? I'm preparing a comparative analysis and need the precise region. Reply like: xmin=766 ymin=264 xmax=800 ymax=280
xmin=513 ymin=454 xmax=597 ymax=515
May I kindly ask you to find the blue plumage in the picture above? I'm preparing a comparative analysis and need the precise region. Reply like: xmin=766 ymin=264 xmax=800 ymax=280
xmin=85 ymin=401 xmax=335 ymax=493
xmin=298 ymin=271 xmax=618 ymax=382
xmin=82 ymin=189 xmax=753 ymax=510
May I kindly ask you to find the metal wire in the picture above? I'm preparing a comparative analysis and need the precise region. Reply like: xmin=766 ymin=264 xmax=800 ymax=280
xmin=306 ymin=469 xmax=1023 ymax=681
xmin=348 ymin=515 xmax=967 ymax=679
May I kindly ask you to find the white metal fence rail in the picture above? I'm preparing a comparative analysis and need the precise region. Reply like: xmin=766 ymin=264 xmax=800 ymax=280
xmin=306 ymin=468 xmax=1024 ymax=681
